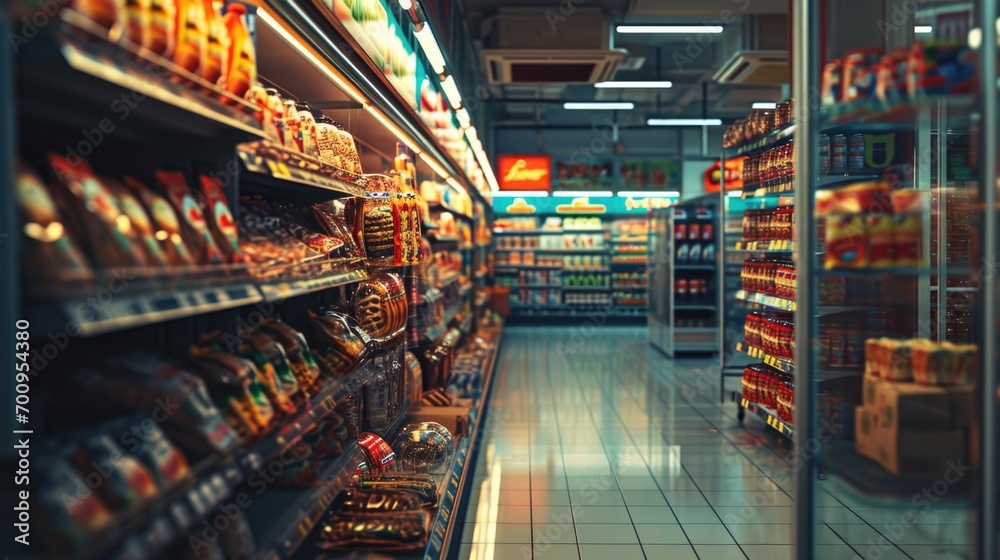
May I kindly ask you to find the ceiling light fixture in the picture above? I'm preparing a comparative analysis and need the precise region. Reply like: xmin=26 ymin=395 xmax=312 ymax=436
xmin=564 ymin=102 xmax=635 ymax=110
xmin=616 ymin=25 xmax=723 ymax=34
xmin=752 ymin=102 xmax=777 ymax=109
xmin=594 ymin=81 xmax=673 ymax=88
xmin=398 ymin=0 xmax=413 ymax=9
xmin=552 ymin=191 xmax=614 ymax=197
xmin=647 ymin=118 xmax=723 ymax=126
xmin=914 ymin=25 xmax=933 ymax=34
xmin=414 ymin=25 xmax=447 ymax=74
xmin=455 ymin=107 xmax=471 ymax=128
xmin=492 ymin=191 xmax=550 ymax=197
xmin=617 ymin=191 xmax=680 ymax=197
xmin=439 ymin=75 xmax=463 ymax=110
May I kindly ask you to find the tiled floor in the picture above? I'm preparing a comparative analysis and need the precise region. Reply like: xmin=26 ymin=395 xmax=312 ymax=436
xmin=453 ymin=327 xmax=975 ymax=560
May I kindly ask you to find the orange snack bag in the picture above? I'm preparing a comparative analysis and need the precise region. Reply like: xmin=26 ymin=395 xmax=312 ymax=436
xmin=124 ymin=176 xmax=198 ymax=266
xmin=222 ymin=2 xmax=257 ymax=102
xmin=155 ymin=170 xmax=225 ymax=264
xmin=173 ymin=0 xmax=206 ymax=74
xmin=122 ymin=0 xmax=150 ymax=47
xmin=200 ymin=0 xmax=228 ymax=87
xmin=146 ymin=0 xmax=176 ymax=57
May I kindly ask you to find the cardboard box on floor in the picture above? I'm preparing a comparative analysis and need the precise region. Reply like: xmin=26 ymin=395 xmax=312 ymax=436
xmin=855 ymin=404 xmax=966 ymax=477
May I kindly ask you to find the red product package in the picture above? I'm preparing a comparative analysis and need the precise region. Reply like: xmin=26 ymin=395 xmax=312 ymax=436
xmin=70 ymin=432 xmax=160 ymax=510
xmin=105 ymin=177 xmax=171 ymax=267
xmin=198 ymin=175 xmax=242 ymax=263
xmin=356 ymin=432 xmax=396 ymax=474
xmin=156 ymin=170 xmax=224 ymax=264
xmin=47 ymin=154 xmax=151 ymax=269
xmin=124 ymin=176 xmax=198 ymax=267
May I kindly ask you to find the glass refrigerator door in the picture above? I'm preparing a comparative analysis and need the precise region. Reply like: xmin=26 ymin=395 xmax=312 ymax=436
xmin=789 ymin=2 xmax=996 ymax=559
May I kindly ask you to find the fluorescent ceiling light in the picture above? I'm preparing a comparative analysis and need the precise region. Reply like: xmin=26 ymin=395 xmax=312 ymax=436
xmin=257 ymin=9 xmax=366 ymax=105
xmin=914 ymin=25 xmax=933 ymax=34
xmin=552 ymin=191 xmax=613 ymax=197
xmin=440 ymin=75 xmax=463 ymax=110
xmin=414 ymin=25 xmax=447 ymax=74
xmin=564 ymin=102 xmax=634 ymax=110
xmin=446 ymin=177 xmax=466 ymax=194
xmin=647 ymin=118 xmax=722 ymax=126
xmin=398 ymin=0 xmax=413 ymax=9
xmin=492 ymin=191 xmax=549 ymax=197
xmin=466 ymin=126 xmax=478 ymax=143
xmin=617 ymin=25 xmax=723 ymax=34
xmin=595 ymin=81 xmax=672 ymax=88
xmin=455 ymin=108 xmax=471 ymax=128
xmin=752 ymin=102 xmax=777 ymax=109
xmin=618 ymin=191 xmax=680 ymax=197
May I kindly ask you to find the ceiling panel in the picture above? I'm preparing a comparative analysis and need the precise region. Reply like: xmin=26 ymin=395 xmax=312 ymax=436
xmin=628 ymin=0 xmax=787 ymax=15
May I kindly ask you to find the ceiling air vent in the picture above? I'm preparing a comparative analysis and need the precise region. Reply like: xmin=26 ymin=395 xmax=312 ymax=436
xmin=481 ymin=7 xmax=625 ymax=85
xmin=712 ymin=50 xmax=789 ymax=84
xmin=483 ymin=50 xmax=626 ymax=84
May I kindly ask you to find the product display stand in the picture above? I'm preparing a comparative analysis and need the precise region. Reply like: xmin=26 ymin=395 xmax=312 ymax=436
xmin=648 ymin=196 xmax=719 ymax=356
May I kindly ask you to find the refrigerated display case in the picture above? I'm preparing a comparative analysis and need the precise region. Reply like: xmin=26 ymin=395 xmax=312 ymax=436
xmin=648 ymin=196 xmax=720 ymax=356
xmin=719 ymin=3 xmax=998 ymax=559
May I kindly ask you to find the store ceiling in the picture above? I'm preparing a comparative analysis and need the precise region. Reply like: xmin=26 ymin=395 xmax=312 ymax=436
xmin=460 ymin=0 xmax=788 ymax=128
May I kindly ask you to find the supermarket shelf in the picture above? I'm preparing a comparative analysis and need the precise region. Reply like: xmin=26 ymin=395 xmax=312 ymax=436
xmin=418 ymin=276 xmax=463 ymax=305
xmin=494 ymin=265 xmax=563 ymax=271
xmin=819 ymin=442 xmax=973 ymax=500
xmin=931 ymin=286 xmax=979 ymax=292
xmin=95 ymin=358 xmax=376 ymax=560
xmin=613 ymin=285 xmax=648 ymax=290
xmin=238 ymin=147 xmax=366 ymax=199
xmin=21 ymin=11 xmax=263 ymax=139
xmin=723 ymin=122 xmax=796 ymax=158
xmin=429 ymin=201 xmax=472 ymax=221
xmin=611 ymin=260 xmax=648 ymax=266
xmin=44 ymin=282 xmax=263 ymax=338
xmin=735 ymin=342 xmax=795 ymax=374
xmin=674 ymin=265 xmax=716 ymax=271
xmin=739 ymin=397 xmax=794 ymax=438
xmin=612 ymin=236 xmax=649 ymax=242
xmin=674 ymin=305 xmax=717 ymax=311
xmin=492 ymin=229 xmax=569 ymax=235
xmin=735 ymin=290 xmax=797 ymax=311
xmin=561 ymin=286 xmax=611 ymax=292
xmin=503 ymin=284 xmax=563 ymax=289
xmin=427 ymin=235 xmax=461 ymax=244
xmin=674 ymin=327 xmax=718 ymax=333
xmin=495 ymin=248 xmax=607 ymax=254
xmin=734 ymin=240 xmax=795 ymax=252
xmin=258 ymin=265 xmax=369 ymax=301
xmin=248 ymin=406 xmax=411 ymax=560
xmin=821 ymin=265 xmax=974 ymax=278
xmin=820 ymin=95 xmax=975 ymax=132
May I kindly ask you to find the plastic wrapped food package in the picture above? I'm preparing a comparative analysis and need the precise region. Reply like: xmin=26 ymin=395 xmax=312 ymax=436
xmin=189 ymin=349 xmax=276 ymax=438
xmin=124 ymin=176 xmax=198 ymax=266
xmin=319 ymin=510 xmax=430 ymax=551
xmin=391 ymin=422 xmax=453 ymax=474
xmin=308 ymin=310 xmax=370 ymax=375
xmin=198 ymin=175 xmax=242 ymax=263
xmin=262 ymin=318 xmax=323 ymax=395
xmin=117 ymin=416 xmax=192 ymax=489
xmin=70 ymin=433 xmax=160 ymax=510
xmin=15 ymin=161 xmax=93 ymax=283
xmin=156 ymin=170 xmax=225 ymax=264
xmin=312 ymin=199 xmax=365 ymax=258
xmin=47 ymin=155 xmax=151 ymax=269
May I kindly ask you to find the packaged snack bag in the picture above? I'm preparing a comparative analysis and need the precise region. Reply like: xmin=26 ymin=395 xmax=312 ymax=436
xmin=15 ymin=161 xmax=93 ymax=282
xmin=118 ymin=417 xmax=192 ymax=489
xmin=245 ymin=333 xmax=303 ymax=406
xmin=262 ymin=318 xmax=322 ymax=394
xmin=70 ymin=432 xmax=160 ymax=509
xmin=172 ymin=0 xmax=206 ymax=74
xmin=146 ymin=0 xmax=177 ymax=57
xmin=124 ymin=176 xmax=198 ymax=266
xmin=122 ymin=0 xmax=150 ymax=47
xmin=106 ymin=178 xmax=171 ymax=267
xmin=47 ymin=155 xmax=150 ymax=268
xmin=35 ymin=455 xmax=113 ymax=557
xmin=309 ymin=310 xmax=369 ymax=375
xmin=222 ymin=2 xmax=257 ymax=102
xmin=156 ymin=170 xmax=225 ymax=264
xmin=200 ymin=0 xmax=228 ymax=86
xmin=70 ymin=0 xmax=121 ymax=30
xmin=296 ymin=103 xmax=319 ymax=157
xmin=198 ymin=175 xmax=242 ymax=262
xmin=190 ymin=349 xmax=275 ymax=437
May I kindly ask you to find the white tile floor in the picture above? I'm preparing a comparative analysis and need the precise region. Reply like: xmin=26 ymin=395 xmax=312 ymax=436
xmin=454 ymin=327 xmax=976 ymax=560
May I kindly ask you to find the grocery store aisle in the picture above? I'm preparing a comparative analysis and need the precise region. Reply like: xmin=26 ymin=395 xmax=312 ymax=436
xmin=453 ymin=326 xmax=968 ymax=560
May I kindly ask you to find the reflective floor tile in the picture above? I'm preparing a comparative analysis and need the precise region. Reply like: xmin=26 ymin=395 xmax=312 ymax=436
xmin=574 ymin=524 xmax=640 ymax=544
xmin=634 ymin=523 xmax=689 ymax=545
xmin=578 ymin=544 xmax=646 ymax=560
xmin=461 ymin=522 xmax=532 ymax=543
xmin=571 ymin=505 xmax=632 ymax=524
xmin=639 ymin=544 xmax=699 ymax=560
xmin=693 ymin=544 xmax=749 ymax=559
xmin=681 ymin=523 xmax=737 ymax=544
xmin=530 ymin=543 xmax=582 ymax=560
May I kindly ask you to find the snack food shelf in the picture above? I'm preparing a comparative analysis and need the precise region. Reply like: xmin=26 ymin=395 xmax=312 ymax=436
xmin=245 ymin=401 xmax=412 ymax=560
xmin=495 ymin=248 xmax=608 ymax=254
xmin=19 ymin=11 xmax=264 ymax=139
xmin=70 ymin=356 xmax=377 ymax=560
xmin=238 ymin=149 xmax=367 ymax=199
xmin=735 ymin=397 xmax=794 ymax=438
xmin=734 ymin=290 xmax=797 ymax=312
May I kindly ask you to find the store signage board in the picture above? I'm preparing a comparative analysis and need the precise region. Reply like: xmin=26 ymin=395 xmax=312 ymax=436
xmin=498 ymin=196 xmax=654 ymax=215
xmin=620 ymin=159 xmax=679 ymax=189
xmin=554 ymin=157 xmax=614 ymax=190
xmin=497 ymin=154 xmax=552 ymax=191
